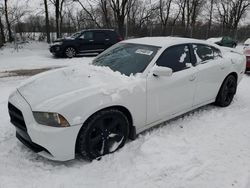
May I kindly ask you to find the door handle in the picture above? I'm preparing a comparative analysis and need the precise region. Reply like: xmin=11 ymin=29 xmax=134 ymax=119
xmin=189 ymin=75 xmax=196 ymax=81
xmin=89 ymin=40 xmax=94 ymax=42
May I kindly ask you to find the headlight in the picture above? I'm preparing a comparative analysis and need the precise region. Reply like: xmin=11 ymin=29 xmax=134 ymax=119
xmin=33 ymin=112 xmax=70 ymax=127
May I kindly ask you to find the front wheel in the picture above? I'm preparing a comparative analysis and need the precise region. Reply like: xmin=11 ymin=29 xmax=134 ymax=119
xmin=215 ymin=75 xmax=237 ymax=107
xmin=76 ymin=109 xmax=129 ymax=160
xmin=64 ymin=47 xmax=76 ymax=58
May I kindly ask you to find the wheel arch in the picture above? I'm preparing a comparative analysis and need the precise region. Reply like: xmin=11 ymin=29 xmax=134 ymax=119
xmin=219 ymin=72 xmax=238 ymax=91
xmin=227 ymin=72 xmax=238 ymax=82
xmin=75 ymin=105 xmax=136 ymax=151
xmin=215 ymin=72 xmax=238 ymax=105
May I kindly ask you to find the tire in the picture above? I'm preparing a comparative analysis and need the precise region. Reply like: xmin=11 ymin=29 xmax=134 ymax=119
xmin=232 ymin=44 xmax=237 ymax=48
xmin=76 ymin=109 xmax=129 ymax=160
xmin=215 ymin=75 xmax=237 ymax=107
xmin=64 ymin=47 xmax=76 ymax=58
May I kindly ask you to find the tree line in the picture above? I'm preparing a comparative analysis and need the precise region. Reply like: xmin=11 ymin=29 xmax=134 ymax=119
xmin=0 ymin=0 xmax=250 ymax=46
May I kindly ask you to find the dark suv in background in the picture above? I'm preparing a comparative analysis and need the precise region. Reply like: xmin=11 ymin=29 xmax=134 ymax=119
xmin=50 ymin=29 xmax=123 ymax=58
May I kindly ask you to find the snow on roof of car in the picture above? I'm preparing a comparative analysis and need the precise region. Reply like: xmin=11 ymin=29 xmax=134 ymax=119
xmin=244 ymin=38 xmax=250 ymax=44
xmin=206 ymin=37 xmax=222 ymax=43
xmin=123 ymin=37 xmax=212 ymax=48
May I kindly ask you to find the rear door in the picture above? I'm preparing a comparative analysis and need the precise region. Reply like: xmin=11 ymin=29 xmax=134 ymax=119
xmin=192 ymin=44 xmax=228 ymax=106
xmin=93 ymin=31 xmax=108 ymax=53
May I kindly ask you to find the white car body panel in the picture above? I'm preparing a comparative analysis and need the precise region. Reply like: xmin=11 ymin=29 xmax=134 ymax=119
xmin=146 ymin=66 xmax=197 ymax=125
xmin=8 ymin=37 xmax=246 ymax=161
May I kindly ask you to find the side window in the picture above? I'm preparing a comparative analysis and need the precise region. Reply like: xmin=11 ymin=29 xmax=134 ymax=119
xmin=79 ymin=32 xmax=93 ymax=40
xmin=193 ymin=44 xmax=214 ymax=64
xmin=95 ymin=32 xmax=106 ymax=41
xmin=156 ymin=45 xmax=191 ymax=72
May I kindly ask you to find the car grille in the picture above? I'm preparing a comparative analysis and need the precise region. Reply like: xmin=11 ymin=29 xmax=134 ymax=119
xmin=8 ymin=103 xmax=27 ymax=132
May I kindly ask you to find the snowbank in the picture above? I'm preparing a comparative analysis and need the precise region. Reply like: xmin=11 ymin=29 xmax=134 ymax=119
xmin=1 ymin=75 xmax=250 ymax=188
xmin=0 ymin=41 xmax=94 ymax=71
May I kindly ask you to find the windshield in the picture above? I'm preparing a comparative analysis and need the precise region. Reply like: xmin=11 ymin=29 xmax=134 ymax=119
xmin=92 ymin=43 xmax=160 ymax=76
xmin=70 ymin=32 xmax=81 ymax=38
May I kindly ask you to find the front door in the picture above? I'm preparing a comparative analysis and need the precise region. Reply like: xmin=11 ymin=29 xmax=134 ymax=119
xmin=147 ymin=44 xmax=197 ymax=124
xmin=77 ymin=31 xmax=94 ymax=53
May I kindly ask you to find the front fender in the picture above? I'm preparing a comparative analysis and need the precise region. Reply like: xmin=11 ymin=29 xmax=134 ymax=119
xmin=38 ymin=80 xmax=147 ymax=131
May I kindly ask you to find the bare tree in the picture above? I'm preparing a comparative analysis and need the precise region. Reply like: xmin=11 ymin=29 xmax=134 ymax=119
xmin=184 ymin=0 xmax=204 ymax=37
xmin=0 ymin=5 xmax=5 ymax=45
xmin=4 ymin=0 xmax=13 ymax=42
xmin=217 ymin=0 xmax=250 ymax=37
xmin=0 ymin=16 xmax=4 ymax=45
xmin=158 ymin=0 xmax=173 ymax=35
xmin=109 ymin=0 xmax=134 ymax=37
xmin=170 ymin=0 xmax=183 ymax=35
xmin=99 ymin=0 xmax=112 ymax=28
xmin=44 ymin=0 xmax=51 ymax=43
xmin=50 ymin=0 xmax=66 ymax=38
xmin=73 ymin=0 xmax=101 ymax=28
xmin=206 ymin=0 xmax=215 ymax=38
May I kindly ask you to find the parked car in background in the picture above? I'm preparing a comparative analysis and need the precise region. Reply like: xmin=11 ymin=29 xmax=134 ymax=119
xmin=207 ymin=36 xmax=237 ymax=48
xmin=9 ymin=37 xmax=245 ymax=161
xmin=50 ymin=29 xmax=123 ymax=58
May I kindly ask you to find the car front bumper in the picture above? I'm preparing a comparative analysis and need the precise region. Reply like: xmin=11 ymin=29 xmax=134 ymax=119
xmin=49 ymin=45 xmax=63 ymax=56
xmin=8 ymin=90 xmax=82 ymax=161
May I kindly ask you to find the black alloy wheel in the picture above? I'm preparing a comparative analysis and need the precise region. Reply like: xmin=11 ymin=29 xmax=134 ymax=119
xmin=65 ymin=47 xmax=76 ymax=58
xmin=215 ymin=75 xmax=237 ymax=107
xmin=76 ymin=109 xmax=129 ymax=160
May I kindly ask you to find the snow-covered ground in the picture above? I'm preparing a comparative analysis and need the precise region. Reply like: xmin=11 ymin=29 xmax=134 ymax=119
xmin=0 ymin=42 xmax=250 ymax=188
xmin=0 ymin=42 xmax=93 ymax=72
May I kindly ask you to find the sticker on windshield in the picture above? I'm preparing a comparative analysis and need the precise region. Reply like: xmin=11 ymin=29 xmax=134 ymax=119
xmin=135 ymin=49 xmax=153 ymax=56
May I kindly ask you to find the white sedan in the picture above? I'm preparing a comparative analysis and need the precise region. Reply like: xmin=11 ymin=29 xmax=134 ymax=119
xmin=8 ymin=37 xmax=246 ymax=161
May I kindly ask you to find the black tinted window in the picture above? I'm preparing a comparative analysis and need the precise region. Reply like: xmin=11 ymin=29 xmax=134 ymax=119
xmin=193 ymin=44 xmax=221 ymax=64
xmin=79 ymin=32 xmax=93 ymax=40
xmin=156 ymin=45 xmax=191 ymax=72
xmin=95 ymin=32 xmax=106 ymax=41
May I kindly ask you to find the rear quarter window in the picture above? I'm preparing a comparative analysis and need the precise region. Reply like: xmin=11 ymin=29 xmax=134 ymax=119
xmin=193 ymin=44 xmax=222 ymax=65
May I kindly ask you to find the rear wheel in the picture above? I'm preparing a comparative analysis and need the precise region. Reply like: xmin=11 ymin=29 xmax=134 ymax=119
xmin=64 ymin=47 xmax=76 ymax=58
xmin=76 ymin=109 xmax=129 ymax=160
xmin=215 ymin=75 xmax=237 ymax=107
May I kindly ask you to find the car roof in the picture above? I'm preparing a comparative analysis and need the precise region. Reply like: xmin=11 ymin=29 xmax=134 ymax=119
xmin=80 ymin=29 xmax=115 ymax=32
xmin=122 ymin=37 xmax=214 ymax=48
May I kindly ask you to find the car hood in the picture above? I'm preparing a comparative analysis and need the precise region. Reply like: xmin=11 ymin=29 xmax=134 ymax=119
xmin=17 ymin=65 xmax=138 ymax=111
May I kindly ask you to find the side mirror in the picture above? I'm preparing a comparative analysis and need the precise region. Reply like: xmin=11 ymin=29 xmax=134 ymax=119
xmin=152 ymin=65 xmax=173 ymax=77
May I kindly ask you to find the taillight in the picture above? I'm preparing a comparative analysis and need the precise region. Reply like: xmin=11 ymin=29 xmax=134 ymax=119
xmin=246 ymin=56 xmax=250 ymax=63
xmin=117 ymin=36 xmax=123 ymax=42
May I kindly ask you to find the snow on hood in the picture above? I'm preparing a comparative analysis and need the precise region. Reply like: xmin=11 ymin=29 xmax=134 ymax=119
xmin=17 ymin=64 xmax=142 ymax=110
